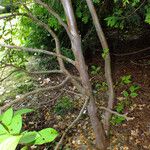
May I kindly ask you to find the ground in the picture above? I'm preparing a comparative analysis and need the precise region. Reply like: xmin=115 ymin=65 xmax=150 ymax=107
xmin=0 ymin=50 xmax=150 ymax=150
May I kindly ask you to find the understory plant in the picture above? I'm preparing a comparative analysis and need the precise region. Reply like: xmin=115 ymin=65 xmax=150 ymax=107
xmin=0 ymin=108 xmax=58 ymax=150
xmin=54 ymin=96 xmax=74 ymax=115
xmin=111 ymin=75 xmax=140 ymax=125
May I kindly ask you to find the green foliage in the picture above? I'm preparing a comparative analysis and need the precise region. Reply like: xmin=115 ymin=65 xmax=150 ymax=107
xmin=61 ymin=47 xmax=75 ymax=61
xmin=145 ymin=5 xmax=150 ymax=24
xmin=54 ymin=96 xmax=74 ymax=115
xmin=90 ymin=65 xmax=101 ymax=75
xmin=122 ymin=85 xmax=140 ymax=98
xmin=111 ymin=115 xmax=126 ymax=125
xmin=93 ymin=82 xmax=108 ymax=93
xmin=102 ymin=48 xmax=109 ymax=59
xmin=16 ymin=80 xmax=35 ymax=94
xmin=0 ymin=108 xmax=58 ymax=150
xmin=104 ymin=0 xmax=145 ymax=29
xmin=121 ymin=75 xmax=132 ymax=84
xmin=111 ymin=75 xmax=140 ymax=125
xmin=111 ymin=101 xmax=126 ymax=125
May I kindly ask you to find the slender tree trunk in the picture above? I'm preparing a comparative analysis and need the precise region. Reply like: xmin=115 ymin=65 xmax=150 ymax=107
xmin=85 ymin=0 xmax=114 ymax=132
xmin=61 ymin=0 xmax=106 ymax=149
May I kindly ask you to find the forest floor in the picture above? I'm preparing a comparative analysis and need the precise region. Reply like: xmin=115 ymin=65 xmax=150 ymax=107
xmin=23 ymin=53 xmax=150 ymax=149
xmin=1 ymin=50 xmax=150 ymax=150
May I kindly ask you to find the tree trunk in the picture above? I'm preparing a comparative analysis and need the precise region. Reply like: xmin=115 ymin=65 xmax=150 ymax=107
xmin=85 ymin=0 xmax=114 ymax=132
xmin=61 ymin=0 xmax=106 ymax=149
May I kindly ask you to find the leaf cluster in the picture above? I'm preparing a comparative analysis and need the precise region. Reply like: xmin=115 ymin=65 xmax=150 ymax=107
xmin=0 ymin=108 xmax=58 ymax=150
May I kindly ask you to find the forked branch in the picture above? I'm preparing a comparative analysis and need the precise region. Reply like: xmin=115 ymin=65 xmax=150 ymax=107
xmin=0 ymin=76 xmax=70 ymax=112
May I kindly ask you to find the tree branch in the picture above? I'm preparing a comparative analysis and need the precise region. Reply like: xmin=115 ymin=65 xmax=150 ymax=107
xmin=0 ymin=13 xmax=25 ymax=20
xmin=0 ymin=44 xmax=75 ymax=66
xmin=54 ymin=97 xmax=89 ymax=150
xmin=0 ymin=76 xmax=70 ymax=112
xmin=100 ymin=106 xmax=134 ymax=121
xmin=34 ymin=0 xmax=72 ymax=38
xmin=0 ymin=69 xmax=19 ymax=82
xmin=0 ymin=63 xmax=63 ymax=75
xmin=112 ymin=46 xmax=150 ymax=56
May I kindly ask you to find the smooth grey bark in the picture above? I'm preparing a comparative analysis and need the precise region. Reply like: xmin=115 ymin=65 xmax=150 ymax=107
xmin=85 ymin=0 xmax=115 ymax=132
xmin=61 ymin=0 xmax=106 ymax=149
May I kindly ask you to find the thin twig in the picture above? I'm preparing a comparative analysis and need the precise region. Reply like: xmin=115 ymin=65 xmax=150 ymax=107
xmin=0 ymin=44 xmax=75 ymax=66
xmin=0 ymin=69 xmax=19 ymax=82
xmin=121 ymin=0 xmax=146 ymax=19
xmin=112 ymin=46 xmax=150 ymax=56
xmin=130 ymin=60 xmax=150 ymax=66
xmin=54 ymin=97 xmax=89 ymax=150
xmin=100 ymin=106 xmax=134 ymax=121
xmin=0 ymin=63 xmax=63 ymax=75
xmin=34 ymin=0 xmax=72 ymax=38
xmin=37 ymin=91 xmax=63 ymax=106
xmin=0 ymin=76 xmax=70 ymax=112
xmin=63 ymin=88 xmax=83 ymax=97
xmin=0 ymin=13 xmax=26 ymax=20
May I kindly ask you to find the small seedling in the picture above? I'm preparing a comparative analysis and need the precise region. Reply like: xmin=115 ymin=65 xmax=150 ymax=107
xmin=90 ymin=65 xmax=101 ymax=75
xmin=93 ymin=82 xmax=108 ymax=94
xmin=122 ymin=85 xmax=140 ymax=98
xmin=111 ymin=102 xmax=126 ymax=125
xmin=121 ymin=75 xmax=132 ymax=84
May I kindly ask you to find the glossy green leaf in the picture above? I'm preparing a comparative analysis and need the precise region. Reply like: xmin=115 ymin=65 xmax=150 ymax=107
xmin=19 ymin=131 xmax=39 ymax=144
xmin=0 ymin=124 xmax=8 ymax=135
xmin=34 ymin=128 xmax=58 ymax=145
xmin=14 ymin=108 xmax=34 ymax=116
xmin=8 ymin=115 xmax=22 ymax=134
xmin=0 ymin=135 xmax=21 ymax=150
xmin=2 ymin=108 xmax=13 ymax=126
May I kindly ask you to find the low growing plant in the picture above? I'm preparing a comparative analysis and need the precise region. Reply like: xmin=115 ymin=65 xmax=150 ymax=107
xmin=0 ymin=108 xmax=58 ymax=150
xmin=54 ymin=96 xmax=74 ymax=115
xmin=90 ymin=65 xmax=102 ymax=75
xmin=122 ymin=85 xmax=140 ymax=98
xmin=120 ymin=75 xmax=132 ymax=84
xmin=111 ymin=84 xmax=140 ymax=125
xmin=111 ymin=101 xmax=126 ymax=125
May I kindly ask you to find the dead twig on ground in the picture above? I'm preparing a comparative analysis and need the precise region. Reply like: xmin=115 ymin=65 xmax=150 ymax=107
xmin=54 ymin=97 xmax=89 ymax=150
xmin=100 ymin=106 xmax=134 ymax=121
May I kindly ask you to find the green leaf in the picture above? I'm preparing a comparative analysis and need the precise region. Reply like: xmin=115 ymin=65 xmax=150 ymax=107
xmin=2 ymin=108 xmax=13 ymax=126
xmin=19 ymin=131 xmax=39 ymax=144
xmin=34 ymin=128 xmax=58 ymax=145
xmin=130 ymin=92 xmax=138 ymax=98
xmin=8 ymin=115 xmax=22 ymax=134
xmin=0 ymin=134 xmax=11 ymax=143
xmin=0 ymin=124 xmax=8 ymax=135
xmin=121 ymin=75 xmax=132 ymax=84
xmin=129 ymin=85 xmax=140 ymax=92
xmin=116 ymin=103 xmax=124 ymax=113
xmin=21 ymin=146 xmax=28 ymax=150
xmin=14 ymin=109 xmax=34 ymax=116
xmin=122 ymin=90 xmax=129 ymax=97
xmin=0 ymin=135 xmax=21 ymax=150
xmin=0 ymin=115 xmax=3 ymax=121
xmin=102 ymin=48 xmax=109 ymax=59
